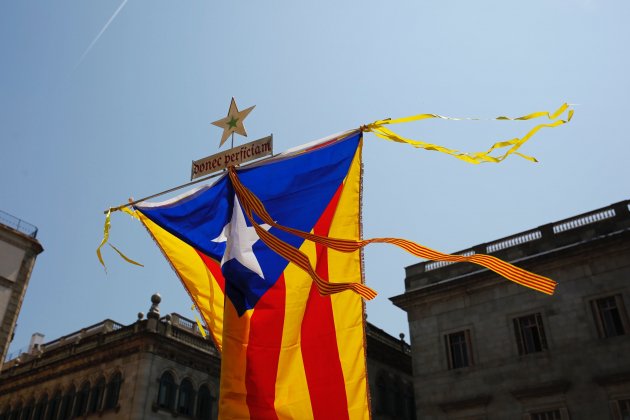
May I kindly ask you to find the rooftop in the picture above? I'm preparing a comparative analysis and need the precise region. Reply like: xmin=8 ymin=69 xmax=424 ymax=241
xmin=0 ymin=210 xmax=38 ymax=238
xmin=395 ymin=199 xmax=630 ymax=297
xmin=3 ymin=293 xmax=410 ymax=375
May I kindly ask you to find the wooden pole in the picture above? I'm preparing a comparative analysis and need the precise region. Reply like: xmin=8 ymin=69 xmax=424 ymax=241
xmin=103 ymin=171 xmax=224 ymax=214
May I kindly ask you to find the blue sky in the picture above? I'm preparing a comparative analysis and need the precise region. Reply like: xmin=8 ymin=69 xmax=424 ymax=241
xmin=2 ymin=0 xmax=629 ymax=355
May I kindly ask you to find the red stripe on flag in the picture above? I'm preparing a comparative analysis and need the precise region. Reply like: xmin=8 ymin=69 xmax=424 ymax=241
xmin=195 ymin=250 xmax=226 ymax=293
xmin=245 ymin=274 xmax=286 ymax=420
xmin=301 ymin=186 xmax=350 ymax=419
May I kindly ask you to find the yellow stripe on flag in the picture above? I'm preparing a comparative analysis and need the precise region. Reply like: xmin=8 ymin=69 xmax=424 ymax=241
xmin=219 ymin=303 xmax=252 ymax=420
xmin=275 ymin=239 xmax=317 ymax=420
xmin=328 ymin=142 xmax=370 ymax=420
xmin=136 ymin=210 xmax=225 ymax=350
xmin=229 ymin=166 xmax=556 ymax=296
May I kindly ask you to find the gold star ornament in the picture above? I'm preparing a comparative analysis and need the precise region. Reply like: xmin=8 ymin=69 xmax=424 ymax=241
xmin=211 ymin=97 xmax=256 ymax=148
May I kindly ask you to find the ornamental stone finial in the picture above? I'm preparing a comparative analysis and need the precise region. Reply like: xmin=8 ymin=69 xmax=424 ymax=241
xmin=148 ymin=293 xmax=161 ymax=319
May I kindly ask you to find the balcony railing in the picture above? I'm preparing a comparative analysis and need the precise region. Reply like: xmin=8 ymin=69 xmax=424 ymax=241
xmin=408 ymin=199 xmax=630 ymax=279
xmin=0 ymin=210 xmax=38 ymax=238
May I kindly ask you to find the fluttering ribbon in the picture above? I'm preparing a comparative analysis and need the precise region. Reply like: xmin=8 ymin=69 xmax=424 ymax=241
xmin=98 ymin=104 xmax=572 ymax=280
xmin=191 ymin=304 xmax=208 ymax=338
xmin=96 ymin=207 xmax=143 ymax=271
xmin=96 ymin=208 xmax=113 ymax=270
xmin=226 ymin=167 xmax=377 ymax=300
xmin=228 ymin=166 xmax=556 ymax=296
xmin=362 ymin=103 xmax=573 ymax=164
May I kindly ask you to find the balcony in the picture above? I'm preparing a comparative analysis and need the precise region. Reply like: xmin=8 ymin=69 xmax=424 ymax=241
xmin=0 ymin=210 xmax=38 ymax=238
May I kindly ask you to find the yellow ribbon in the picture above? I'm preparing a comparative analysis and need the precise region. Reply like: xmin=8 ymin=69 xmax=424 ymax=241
xmin=100 ymin=104 xmax=572 ymax=272
xmin=96 ymin=208 xmax=113 ymax=270
xmin=96 ymin=207 xmax=143 ymax=271
xmin=362 ymin=103 xmax=573 ymax=164
xmin=120 ymin=206 xmax=139 ymax=220
xmin=229 ymin=167 xmax=556 ymax=296
xmin=191 ymin=304 xmax=208 ymax=338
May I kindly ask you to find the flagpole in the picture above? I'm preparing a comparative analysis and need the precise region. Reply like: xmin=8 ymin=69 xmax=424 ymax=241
xmin=103 ymin=134 xmax=277 ymax=214
xmin=105 ymin=128 xmax=358 ymax=214
xmin=103 ymin=171 xmax=225 ymax=214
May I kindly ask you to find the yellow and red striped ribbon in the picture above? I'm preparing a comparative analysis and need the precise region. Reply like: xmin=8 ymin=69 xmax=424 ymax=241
xmin=229 ymin=167 xmax=556 ymax=296
xmin=228 ymin=168 xmax=376 ymax=300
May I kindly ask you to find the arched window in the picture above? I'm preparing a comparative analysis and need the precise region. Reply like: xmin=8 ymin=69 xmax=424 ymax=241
xmin=386 ymin=378 xmax=397 ymax=416
xmin=177 ymin=379 xmax=194 ymax=415
xmin=376 ymin=375 xmax=388 ymax=414
xmin=88 ymin=377 xmax=106 ymax=413
xmin=32 ymin=394 xmax=48 ymax=420
xmin=8 ymin=402 xmax=22 ymax=420
xmin=73 ymin=382 xmax=90 ymax=417
xmin=157 ymin=372 xmax=176 ymax=410
xmin=404 ymin=383 xmax=416 ymax=420
xmin=394 ymin=380 xmax=404 ymax=418
xmin=196 ymin=385 xmax=213 ymax=419
xmin=104 ymin=372 xmax=122 ymax=410
xmin=0 ymin=407 xmax=8 ymax=420
xmin=46 ymin=390 xmax=61 ymax=420
xmin=22 ymin=399 xmax=35 ymax=420
xmin=59 ymin=385 xmax=75 ymax=420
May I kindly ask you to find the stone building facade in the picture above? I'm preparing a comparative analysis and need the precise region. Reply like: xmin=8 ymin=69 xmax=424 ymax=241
xmin=366 ymin=323 xmax=415 ymax=420
xmin=392 ymin=200 xmax=630 ymax=420
xmin=0 ymin=294 xmax=413 ymax=419
xmin=0 ymin=211 xmax=43 ymax=370
xmin=0 ymin=294 xmax=221 ymax=420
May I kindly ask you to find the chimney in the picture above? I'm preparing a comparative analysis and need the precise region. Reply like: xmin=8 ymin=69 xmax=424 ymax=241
xmin=28 ymin=332 xmax=45 ymax=354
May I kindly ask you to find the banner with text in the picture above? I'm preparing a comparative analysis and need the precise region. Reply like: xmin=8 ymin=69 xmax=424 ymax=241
xmin=191 ymin=135 xmax=273 ymax=180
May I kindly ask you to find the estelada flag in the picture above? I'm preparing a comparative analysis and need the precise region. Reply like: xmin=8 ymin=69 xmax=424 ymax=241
xmin=135 ymin=131 xmax=371 ymax=419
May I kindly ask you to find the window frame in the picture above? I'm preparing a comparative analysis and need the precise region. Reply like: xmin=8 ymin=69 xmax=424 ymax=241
xmin=58 ymin=385 xmax=75 ymax=420
xmin=590 ymin=294 xmax=629 ymax=338
xmin=74 ymin=382 xmax=90 ymax=417
xmin=104 ymin=371 xmax=122 ymax=410
xmin=375 ymin=374 xmax=388 ymax=415
xmin=444 ymin=329 xmax=474 ymax=370
xmin=176 ymin=378 xmax=195 ymax=416
xmin=403 ymin=382 xmax=416 ymax=420
xmin=513 ymin=312 xmax=548 ymax=355
xmin=8 ymin=402 xmax=22 ymax=420
xmin=157 ymin=371 xmax=177 ymax=411
xmin=21 ymin=399 xmax=35 ymax=420
xmin=196 ymin=384 xmax=213 ymax=419
xmin=88 ymin=376 xmax=106 ymax=414
xmin=523 ymin=406 xmax=569 ymax=420
xmin=33 ymin=393 xmax=48 ymax=420
xmin=610 ymin=396 xmax=630 ymax=420
xmin=45 ymin=390 xmax=62 ymax=420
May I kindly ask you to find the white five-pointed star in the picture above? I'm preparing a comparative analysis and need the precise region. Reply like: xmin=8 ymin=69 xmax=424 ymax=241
xmin=212 ymin=195 xmax=271 ymax=279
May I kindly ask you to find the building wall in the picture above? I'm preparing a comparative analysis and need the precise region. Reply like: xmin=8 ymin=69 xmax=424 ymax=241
xmin=0 ymin=220 xmax=43 ymax=370
xmin=0 ymin=314 xmax=221 ymax=420
xmin=0 ymin=312 xmax=410 ymax=419
xmin=394 ymin=200 xmax=630 ymax=419
xmin=366 ymin=323 xmax=415 ymax=420
xmin=367 ymin=356 xmax=415 ymax=420
xmin=0 ymin=351 xmax=134 ymax=419
xmin=135 ymin=345 xmax=220 ymax=419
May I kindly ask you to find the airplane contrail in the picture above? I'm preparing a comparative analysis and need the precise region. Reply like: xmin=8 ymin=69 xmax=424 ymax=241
xmin=74 ymin=0 xmax=129 ymax=70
